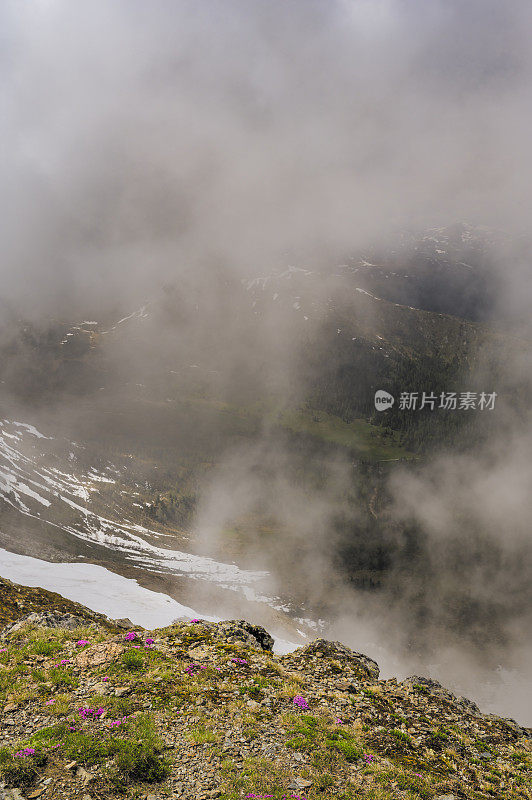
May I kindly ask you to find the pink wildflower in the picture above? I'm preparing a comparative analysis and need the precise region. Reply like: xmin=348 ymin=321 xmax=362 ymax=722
xmin=15 ymin=748 xmax=36 ymax=758
xmin=78 ymin=707 xmax=105 ymax=719
xmin=185 ymin=663 xmax=203 ymax=675
xmin=293 ymin=695 xmax=309 ymax=709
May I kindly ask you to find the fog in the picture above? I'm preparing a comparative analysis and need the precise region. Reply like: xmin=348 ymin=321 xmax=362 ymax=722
xmin=1 ymin=0 xmax=531 ymax=723
xmin=2 ymin=0 xmax=532 ymax=315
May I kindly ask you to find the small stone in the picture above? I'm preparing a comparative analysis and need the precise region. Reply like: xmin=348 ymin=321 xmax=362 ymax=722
xmin=188 ymin=645 xmax=210 ymax=660
xmin=113 ymin=617 xmax=135 ymax=629
xmin=75 ymin=641 xmax=124 ymax=668
xmin=115 ymin=686 xmax=130 ymax=697
xmin=27 ymin=790 xmax=46 ymax=799
xmin=3 ymin=703 xmax=17 ymax=712
xmin=66 ymin=760 xmax=78 ymax=770
xmin=76 ymin=766 xmax=95 ymax=784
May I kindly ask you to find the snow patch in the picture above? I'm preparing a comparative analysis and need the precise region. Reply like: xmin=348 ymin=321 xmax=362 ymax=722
xmin=10 ymin=421 xmax=52 ymax=439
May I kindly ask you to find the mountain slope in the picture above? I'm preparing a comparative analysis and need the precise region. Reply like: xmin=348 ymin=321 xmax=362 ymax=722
xmin=0 ymin=589 xmax=530 ymax=800
xmin=0 ymin=417 xmax=310 ymax=642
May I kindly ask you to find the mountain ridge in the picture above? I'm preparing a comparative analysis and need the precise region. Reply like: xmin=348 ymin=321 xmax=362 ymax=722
xmin=0 ymin=579 xmax=531 ymax=800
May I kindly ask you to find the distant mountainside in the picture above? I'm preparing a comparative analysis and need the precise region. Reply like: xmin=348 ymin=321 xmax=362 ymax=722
xmin=0 ymin=223 xmax=527 ymax=588
xmin=0 ymin=416 xmax=313 ymax=645
xmin=0 ymin=222 xmax=530 ymax=722
xmin=1 ymin=224 xmax=522 ymax=436
xmin=337 ymin=222 xmax=509 ymax=322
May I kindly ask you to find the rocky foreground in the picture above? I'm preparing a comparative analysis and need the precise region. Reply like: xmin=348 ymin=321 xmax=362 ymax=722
xmin=0 ymin=578 xmax=530 ymax=800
